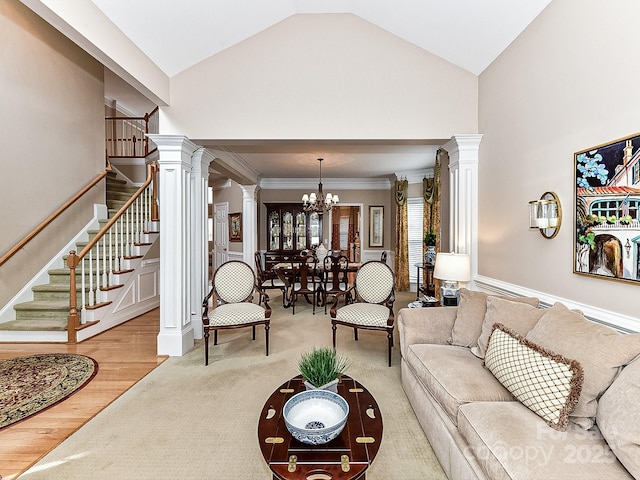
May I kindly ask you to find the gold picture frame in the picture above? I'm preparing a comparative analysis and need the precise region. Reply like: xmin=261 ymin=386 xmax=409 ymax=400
xmin=229 ymin=212 xmax=242 ymax=242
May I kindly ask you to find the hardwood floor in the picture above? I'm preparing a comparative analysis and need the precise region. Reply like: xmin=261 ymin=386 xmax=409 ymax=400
xmin=0 ymin=309 xmax=167 ymax=480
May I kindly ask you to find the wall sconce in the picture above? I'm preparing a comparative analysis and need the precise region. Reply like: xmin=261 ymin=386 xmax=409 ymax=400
xmin=625 ymin=239 xmax=632 ymax=258
xmin=529 ymin=191 xmax=562 ymax=239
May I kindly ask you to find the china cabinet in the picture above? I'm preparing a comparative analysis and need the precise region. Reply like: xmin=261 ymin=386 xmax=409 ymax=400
xmin=264 ymin=203 xmax=322 ymax=271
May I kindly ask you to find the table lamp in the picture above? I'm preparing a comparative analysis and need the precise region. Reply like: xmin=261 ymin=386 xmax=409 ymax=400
xmin=433 ymin=252 xmax=471 ymax=306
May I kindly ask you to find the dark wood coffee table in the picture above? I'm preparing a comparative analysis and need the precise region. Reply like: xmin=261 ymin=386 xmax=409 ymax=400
xmin=258 ymin=375 xmax=383 ymax=480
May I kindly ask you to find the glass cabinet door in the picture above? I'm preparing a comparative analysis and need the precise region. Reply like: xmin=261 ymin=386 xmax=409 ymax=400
xmin=296 ymin=211 xmax=307 ymax=250
xmin=309 ymin=212 xmax=320 ymax=246
xmin=282 ymin=211 xmax=294 ymax=250
xmin=268 ymin=211 xmax=280 ymax=251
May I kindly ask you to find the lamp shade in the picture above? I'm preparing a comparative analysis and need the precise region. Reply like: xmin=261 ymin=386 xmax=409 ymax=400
xmin=433 ymin=252 xmax=471 ymax=282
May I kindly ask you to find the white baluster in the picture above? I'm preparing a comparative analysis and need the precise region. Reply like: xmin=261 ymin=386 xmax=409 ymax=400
xmin=88 ymin=249 xmax=94 ymax=306
xmin=80 ymin=258 xmax=87 ymax=324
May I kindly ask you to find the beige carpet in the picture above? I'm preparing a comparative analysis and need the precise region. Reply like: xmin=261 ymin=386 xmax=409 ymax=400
xmin=21 ymin=290 xmax=446 ymax=480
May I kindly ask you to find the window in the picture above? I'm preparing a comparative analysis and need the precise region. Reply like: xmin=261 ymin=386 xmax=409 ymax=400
xmin=407 ymin=198 xmax=424 ymax=285
xmin=590 ymin=198 xmax=639 ymax=218
xmin=340 ymin=217 xmax=349 ymax=250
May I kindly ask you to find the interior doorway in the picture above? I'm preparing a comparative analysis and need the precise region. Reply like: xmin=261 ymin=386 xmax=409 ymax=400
xmin=329 ymin=205 xmax=362 ymax=262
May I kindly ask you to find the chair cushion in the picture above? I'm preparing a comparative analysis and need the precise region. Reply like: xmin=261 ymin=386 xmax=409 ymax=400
xmin=472 ymin=296 xmax=547 ymax=358
xmin=356 ymin=262 xmax=394 ymax=303
xmin=525 ymin=302 xmax=640 ymax=429
xmin=598 ymin=356 xmax=640 ymax=479
xmin=405 ymin=344 xmax=513 ymax=426
xmin=458 ymin=401 xmax=633 ymax=480
xmin=214 ymin=262 xmax=256 ymax=303
xmin=334 ymin=303 xmax=390 ymax=327
xmin=484 ymin=323 xmax=583 ymax=431
xmin=450 ymin=289 xmax=539 ymax=348
xmin=207 ymin=303 xmax=268 ymax=327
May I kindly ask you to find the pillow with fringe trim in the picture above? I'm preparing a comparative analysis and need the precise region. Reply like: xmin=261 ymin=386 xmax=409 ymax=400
xmin=484 ymin=323 xmax=583 ymax=430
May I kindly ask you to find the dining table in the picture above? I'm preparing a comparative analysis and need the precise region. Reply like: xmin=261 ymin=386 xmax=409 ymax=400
xmin=272 ymin=261 xmax=360 ymax=309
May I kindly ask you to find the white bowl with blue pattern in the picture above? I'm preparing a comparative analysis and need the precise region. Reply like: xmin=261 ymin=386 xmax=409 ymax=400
xmin=283 ymin=389 xmax=349 ymax=445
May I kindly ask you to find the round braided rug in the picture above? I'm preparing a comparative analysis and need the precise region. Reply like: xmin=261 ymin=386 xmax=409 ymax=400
xmin=0 ymin=353 xmax=98 ymax=429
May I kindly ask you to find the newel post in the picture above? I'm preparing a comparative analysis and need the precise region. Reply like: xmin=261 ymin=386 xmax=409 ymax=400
xmin=67 ymin=250 xmax=79 ymax=344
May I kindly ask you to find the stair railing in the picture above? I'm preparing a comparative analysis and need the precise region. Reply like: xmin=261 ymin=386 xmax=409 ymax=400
xmin=0 ymin=158 xmax=112 ymax=268
xmin=105 ymin=107 xmax=159 ymax=157
xmin=66 ymin=161 xmax=159 ymax=343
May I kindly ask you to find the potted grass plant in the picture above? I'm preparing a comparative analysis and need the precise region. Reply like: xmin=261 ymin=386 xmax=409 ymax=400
xmin=298 ymin=347 xmax=350 ymax=393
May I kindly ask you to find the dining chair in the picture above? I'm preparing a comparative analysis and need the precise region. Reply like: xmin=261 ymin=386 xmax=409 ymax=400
xmin=322 ymin=255 xmax=350 ymax=314
xmin=330 ymin=260 xmax=396 ymax=366
xmin=254 ymin=251 xmax=287 ymax=305
xmin=201 ymin=260 xmax=271 ymax=365
xmin=291 ymin=254 xmax=321 ymax=315
xmin=380 ymin=251 xmax=388 ymax=264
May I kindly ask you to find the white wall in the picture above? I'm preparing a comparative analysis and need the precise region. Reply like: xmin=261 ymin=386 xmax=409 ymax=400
xmin=479 ymin=0 xmax=640 ymax=322
xmin=161 ymin=14 xmax=478 ymax=140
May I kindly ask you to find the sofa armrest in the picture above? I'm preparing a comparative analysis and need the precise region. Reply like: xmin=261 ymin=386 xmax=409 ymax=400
xmin=397 ymin=306 xmax=458 ymax=358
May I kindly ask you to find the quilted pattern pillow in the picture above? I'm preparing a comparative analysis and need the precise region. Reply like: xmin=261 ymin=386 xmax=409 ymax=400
xmin=485 ymin=323 xmax=584 ymax=430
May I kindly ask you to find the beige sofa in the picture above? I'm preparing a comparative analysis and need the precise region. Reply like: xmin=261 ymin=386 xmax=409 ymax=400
xmin=398 ymin=289 xmax=640 ymax=480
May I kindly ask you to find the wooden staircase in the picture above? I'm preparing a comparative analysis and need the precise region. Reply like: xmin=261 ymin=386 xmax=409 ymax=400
xmin=0 ymin=170 xmax=158 ymax=342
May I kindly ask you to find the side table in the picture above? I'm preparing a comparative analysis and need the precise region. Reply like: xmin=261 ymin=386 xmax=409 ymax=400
xmin=414 ymin=263 xmax=435 ymax=300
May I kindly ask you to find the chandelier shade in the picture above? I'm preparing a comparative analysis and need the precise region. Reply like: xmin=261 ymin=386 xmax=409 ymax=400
xmin=302 ymin=158 xmax=339 ymax=213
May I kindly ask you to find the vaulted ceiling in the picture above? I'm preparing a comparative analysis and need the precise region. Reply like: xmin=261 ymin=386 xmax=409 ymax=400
xmin=91 ymin=0 xmax=551 ymax=181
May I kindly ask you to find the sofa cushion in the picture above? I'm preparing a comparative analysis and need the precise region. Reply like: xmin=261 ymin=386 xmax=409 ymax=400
xmin=484 ymin=323 xmax=583 ymax=430
xmin=405 ymin=343 xmax=513 ymax=426
xmin=458 ymin=401 xmax=633 ymax=480
xmin=472 ymin=296 xmax=547 ymax=358
xmin=526 ymin=302 xmax=640 ymax=429
xmin=597 ymin=356 xmax=640 ymax=478
xmin=450 ymin=289 xmax=539 ymax=348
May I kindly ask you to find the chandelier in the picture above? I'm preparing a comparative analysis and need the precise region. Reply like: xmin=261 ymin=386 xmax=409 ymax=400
xmin=301 ymin=158 xmax=339 ymax=213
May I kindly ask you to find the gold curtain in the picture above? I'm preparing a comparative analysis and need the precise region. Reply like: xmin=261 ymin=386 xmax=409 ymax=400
xmin=394 ymin=179 xmax=410 ymax=291
xmin=424 ymin=150 xmax=442 ymax=292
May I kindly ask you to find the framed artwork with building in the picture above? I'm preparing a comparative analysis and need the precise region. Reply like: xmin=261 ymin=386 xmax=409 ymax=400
xmin=229 ymin=212 xmax=242 ymax=242
xmin=574 ymin=132 xmax=640 ymax=283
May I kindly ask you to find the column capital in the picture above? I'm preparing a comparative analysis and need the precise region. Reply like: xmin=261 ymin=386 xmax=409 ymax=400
xmin=443 ymin=134 xmax=483 ymax=167
xmin=147 ymin=135 xmax=199 ymax=164
xmin=192 ymin=147 xmax=215 ymax=174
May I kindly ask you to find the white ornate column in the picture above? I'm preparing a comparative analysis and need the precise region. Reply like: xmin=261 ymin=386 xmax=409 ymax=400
xmin=442 ymin=134 xmax=482 ymax=287
xmin=191 ymin=148 xmax=214 ymax=340
xmin=240 ymin=185 xmax=258 ymax=266
xmin=148 ymin=134 xmax=199 ymax=356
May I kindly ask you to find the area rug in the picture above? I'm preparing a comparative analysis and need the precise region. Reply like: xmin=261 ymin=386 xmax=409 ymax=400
xmin=0 ymin=353 xmax=98 ymax=429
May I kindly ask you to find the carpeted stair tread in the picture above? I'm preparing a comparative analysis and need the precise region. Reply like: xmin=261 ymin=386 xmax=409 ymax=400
xmin=13 ymin=300 xmax=69 ymax=311
xmin=0 ymin=318 xmax=67 ymax=331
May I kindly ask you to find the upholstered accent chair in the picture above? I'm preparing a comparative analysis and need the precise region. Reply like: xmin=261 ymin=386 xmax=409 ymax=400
xmin=322 ymin=255 xmax=350 ymax=314
xmin=291 ymin=255 xmax=321 ymax=315
xmin=330 ymin=260 xmax=396 ymax=366
xmin=202 ymin=260 xmax=271 ymax=365
xmin=254 ymin=251 xmax=286 ymax=305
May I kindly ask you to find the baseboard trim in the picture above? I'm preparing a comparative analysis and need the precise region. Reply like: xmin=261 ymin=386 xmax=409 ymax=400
xmin=474 ymin=275 xmax=640 ymax=333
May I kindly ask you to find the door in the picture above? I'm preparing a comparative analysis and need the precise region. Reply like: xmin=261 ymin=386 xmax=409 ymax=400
xmin=214 ymin=202 xmax=229 ymax=270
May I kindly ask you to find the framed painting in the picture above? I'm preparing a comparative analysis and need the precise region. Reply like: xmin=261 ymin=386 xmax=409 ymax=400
xmin=229 ymin=212 xmax=242 ymax=242
xmin=369 ymin=206 xmax=384 ymax=247
xmin=574 ymin=132 xmax=640 ymax=283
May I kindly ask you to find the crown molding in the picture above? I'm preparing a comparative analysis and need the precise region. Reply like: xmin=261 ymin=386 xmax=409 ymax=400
xmin=259 ymin=177 xmax=391 ymax=190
